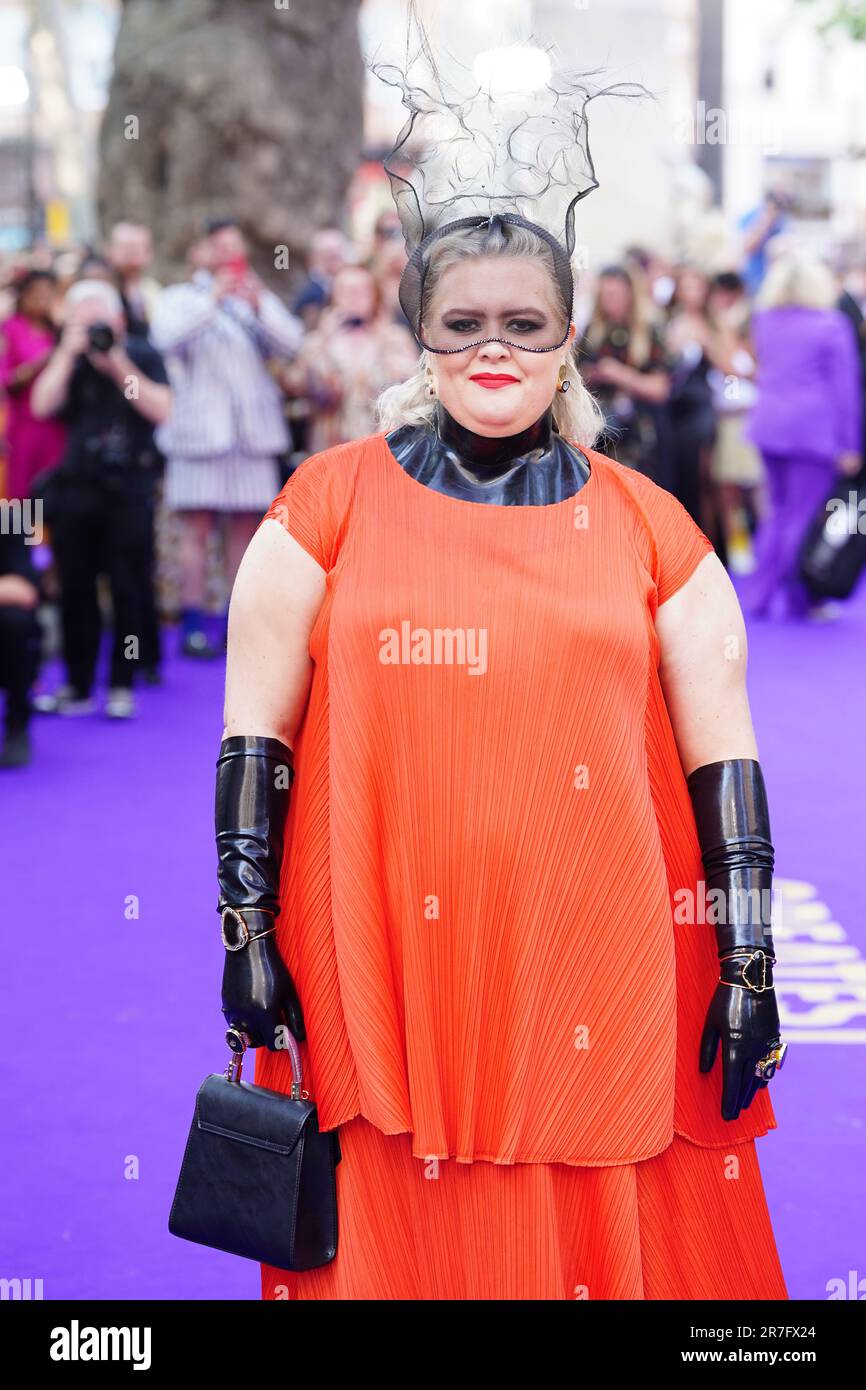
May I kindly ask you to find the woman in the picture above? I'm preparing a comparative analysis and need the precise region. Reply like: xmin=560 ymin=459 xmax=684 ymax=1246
xmin=0 ymin=270 xmax=66 ymax=499
xmin=282 ymin=262 xmax=417 ymax=454
xmin=742 ymin=255 xmax=862 ymax=619
xmin=213 ymin=206 xmax=788 ymax=1300
xmin=370 ymin=235 xmax=413 ymax=330
xmin=664 ymin=264 xmax=719 ymax=539
xmin=150 ymin=220 xmax=303 ymax=657
xmin=208 ymin=23 xmax=787 ymax=1298
xmin=578 ymin=264 xmax=672 ymax=486
xmin=705 ymin=272 xmax=764 ymax=575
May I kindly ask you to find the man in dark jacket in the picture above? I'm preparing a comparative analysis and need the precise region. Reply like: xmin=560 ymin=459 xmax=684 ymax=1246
xmin=0 ymin=525 xmax=41 ymax=766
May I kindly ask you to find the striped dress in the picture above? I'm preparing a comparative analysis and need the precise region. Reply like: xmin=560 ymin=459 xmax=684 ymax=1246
xmin=163 ymin=449 xmax=281 ymax=513
xmin=253 ymin=431 xmax=788 ymax=1300
xmin=151 ymin=273 xmax=301 ymax=512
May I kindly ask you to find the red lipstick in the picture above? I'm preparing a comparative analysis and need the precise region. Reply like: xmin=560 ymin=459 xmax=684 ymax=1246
xmin=469 ymin=373 xmax=520 ymax=389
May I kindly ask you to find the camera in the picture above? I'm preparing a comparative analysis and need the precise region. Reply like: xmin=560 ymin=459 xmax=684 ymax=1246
xmin=87 ymin=321 xmax=115 ymax=353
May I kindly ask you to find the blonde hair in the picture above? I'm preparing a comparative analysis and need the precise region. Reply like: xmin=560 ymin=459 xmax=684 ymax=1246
xmin=375 ymin=221 xmax=604 ymax=449
xmin=583 ymin=263 xmax=658 ymax=368
xmin=755 ymin=254 xmax=839 ymax=312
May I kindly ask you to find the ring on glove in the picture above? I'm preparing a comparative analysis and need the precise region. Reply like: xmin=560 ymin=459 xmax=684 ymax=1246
xmin=754 ymin=1039 xmax=788 ymax=1080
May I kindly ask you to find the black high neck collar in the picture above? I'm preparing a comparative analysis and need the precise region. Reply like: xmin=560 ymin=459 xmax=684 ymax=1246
xmin=432 ymin=402 xmax=554 ymax=470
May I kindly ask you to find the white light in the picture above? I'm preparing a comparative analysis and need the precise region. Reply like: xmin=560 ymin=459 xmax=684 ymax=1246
xmin=473 ymin=45 xmax=552 ymax=95
xmin=0 ymin=65 xmax=30 ymax=107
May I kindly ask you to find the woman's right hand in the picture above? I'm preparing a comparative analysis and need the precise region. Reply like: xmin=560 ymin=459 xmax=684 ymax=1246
xmin=221 ymin=933 xmax=306 ymax=1047
xmin=837 ymin=450 xmax=862 ymax=478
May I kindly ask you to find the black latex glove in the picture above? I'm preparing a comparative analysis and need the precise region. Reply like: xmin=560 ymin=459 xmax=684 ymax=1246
xmin=221 ymin=927 xmax=306 ymax=1048
xmin=215 ymin=735 xmax=305 ymax=1049
xmin=687 ymin=759 xmax=785 ymax=1122
xmin=699 ymin=956 xmax=781 ymax=1120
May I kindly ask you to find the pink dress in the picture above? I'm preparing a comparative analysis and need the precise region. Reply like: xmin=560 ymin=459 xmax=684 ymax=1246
xmin=0 ymin=315 xmax=66 ymax=499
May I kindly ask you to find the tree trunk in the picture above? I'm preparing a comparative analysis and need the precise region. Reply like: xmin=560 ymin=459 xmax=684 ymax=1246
xmin=97 ymin=0 xmax=363 ymax=290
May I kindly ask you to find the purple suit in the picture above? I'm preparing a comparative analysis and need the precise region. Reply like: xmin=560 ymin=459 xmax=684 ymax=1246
xmin=741 ymin=306 xmax=863 ymax=617
xmin=746 ymin=306 xmax=861 ymax=462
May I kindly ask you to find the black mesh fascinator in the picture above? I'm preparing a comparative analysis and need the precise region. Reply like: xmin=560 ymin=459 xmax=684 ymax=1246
xmin=370 ymin=7 xmax=649 ymax=353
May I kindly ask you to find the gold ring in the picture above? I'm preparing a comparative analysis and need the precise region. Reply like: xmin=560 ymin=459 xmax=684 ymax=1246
xmin=755 ymin=1040 xmax=788 ymax=1079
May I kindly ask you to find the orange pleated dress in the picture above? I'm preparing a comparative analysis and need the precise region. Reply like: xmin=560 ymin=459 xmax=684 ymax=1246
xmin=253 ymin=431 xmax=788 ymax=1301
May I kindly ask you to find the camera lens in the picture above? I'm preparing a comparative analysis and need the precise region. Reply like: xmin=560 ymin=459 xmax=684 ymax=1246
xmin=87 ymin=322 xmax=115 ymax=353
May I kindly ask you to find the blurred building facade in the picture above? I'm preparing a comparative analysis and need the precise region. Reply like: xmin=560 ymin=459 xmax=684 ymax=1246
xmin=1 ymin=0 xmax=865 ymax=266
xmin=724 ymin=0 xmax=866 ymax=260
xmin=360 ymin=0 xmax=703 ymax=269
xmin=0 ymin=0 xmax=118 ymax=250
xmin=360 ymin=0 xmax=866 ymax=271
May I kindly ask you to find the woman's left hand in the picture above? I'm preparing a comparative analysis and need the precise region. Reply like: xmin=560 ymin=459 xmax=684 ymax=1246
xmin=88 ymin=344 xmax=132 ymax=383
xmin=700 ymin=964 xmax=784 ymax=1121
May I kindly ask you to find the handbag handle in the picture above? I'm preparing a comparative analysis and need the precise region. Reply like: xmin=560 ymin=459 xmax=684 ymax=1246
xmin=224 ymin=1026 xmax=308 ymax=1099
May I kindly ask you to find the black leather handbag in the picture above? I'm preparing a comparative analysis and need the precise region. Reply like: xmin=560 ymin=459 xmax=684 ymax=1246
xmin=798 ymin=477 xmax=866 ymax=600
xmin=168 ymin=1027 xmax=340 ymax=1271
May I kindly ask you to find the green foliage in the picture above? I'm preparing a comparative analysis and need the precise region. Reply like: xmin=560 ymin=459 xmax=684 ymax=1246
xmin=797 ymin=0 xmax=866 ymax=40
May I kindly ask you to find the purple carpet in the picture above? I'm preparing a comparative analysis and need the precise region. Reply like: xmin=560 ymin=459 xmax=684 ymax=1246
xmin=2 ymin=585 xmax=864 ymax=1300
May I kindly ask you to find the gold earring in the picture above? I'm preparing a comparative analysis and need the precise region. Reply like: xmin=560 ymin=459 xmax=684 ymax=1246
xmin=425 ymin=366 xmax=437 ymax=401
xmin=557 ymin=362 xmax=571 ymax=394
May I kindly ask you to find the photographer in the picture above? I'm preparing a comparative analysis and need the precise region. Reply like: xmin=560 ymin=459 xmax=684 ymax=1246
xmin=31 ymin=279 xmax=172 ymax=718
xmin=738 ymin=189 xmax=790 ymax=297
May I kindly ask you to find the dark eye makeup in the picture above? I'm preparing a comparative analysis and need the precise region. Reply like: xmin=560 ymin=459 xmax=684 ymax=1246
xmin=441 ymin=313 xmax=548 ymax=335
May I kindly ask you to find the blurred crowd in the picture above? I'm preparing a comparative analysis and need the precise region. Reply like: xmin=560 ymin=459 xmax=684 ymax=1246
xmin=1 ymin=197 xmax=865 ymax=768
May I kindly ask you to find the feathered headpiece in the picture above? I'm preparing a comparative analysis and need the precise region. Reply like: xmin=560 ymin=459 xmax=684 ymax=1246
xmin=370 ymin=3 xmax=649 ymax=350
